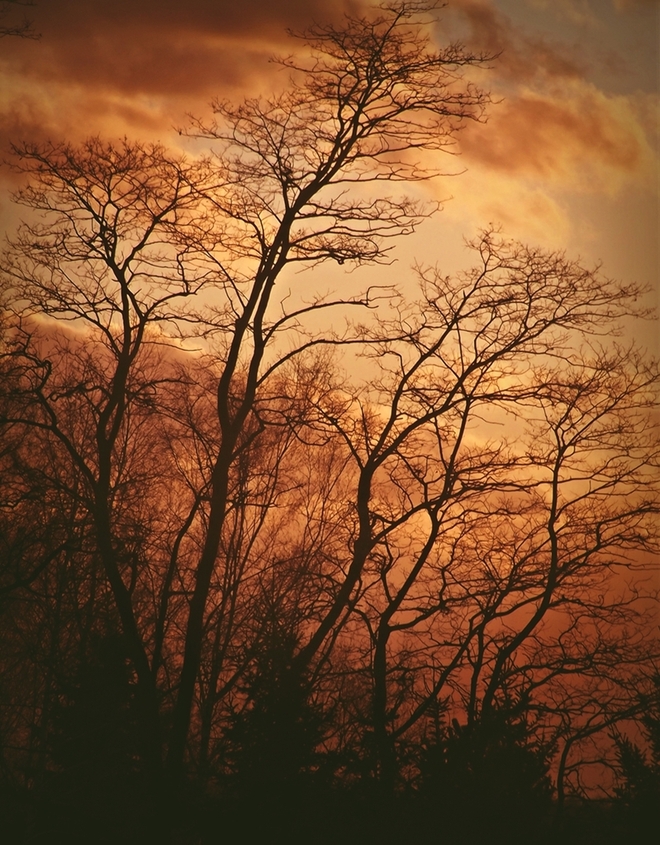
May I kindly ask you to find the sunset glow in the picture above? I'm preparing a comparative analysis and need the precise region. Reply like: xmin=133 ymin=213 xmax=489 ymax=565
xmin=0 ymin=2 xmax=658 ymax=843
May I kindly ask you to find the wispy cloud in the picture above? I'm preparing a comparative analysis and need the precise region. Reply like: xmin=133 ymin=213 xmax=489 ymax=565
xmin=460 ymin=83 xmax=653 ymax=189
xmin=0 ymin=0 xmax=359 ymax=149
xmin=449 ymin=0 xmax=587 ymax=83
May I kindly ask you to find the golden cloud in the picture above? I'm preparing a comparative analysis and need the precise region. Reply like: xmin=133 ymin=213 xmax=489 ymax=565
xmin=459 ymin=82 xmax=656 ymax=193
xmin=0 ymin=0 xmax=363 ymax=158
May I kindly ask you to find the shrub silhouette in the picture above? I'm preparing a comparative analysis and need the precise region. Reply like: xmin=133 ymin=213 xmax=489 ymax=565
xmin=418 ymin=710 xmax=553 ymax=841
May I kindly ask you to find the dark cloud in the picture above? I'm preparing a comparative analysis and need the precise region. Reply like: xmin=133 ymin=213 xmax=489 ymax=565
xmin=1 ymin=0 xmax=358 ymax=98
xmin=447 ymin=0 xmax=586 ymax=84
xmin=613 ymin=0 xmax=660 ymax=11
xmin=0 ymin=0 xmax=367 ymax=157
xmin=36 ymin=0 xmax=351 ymax=38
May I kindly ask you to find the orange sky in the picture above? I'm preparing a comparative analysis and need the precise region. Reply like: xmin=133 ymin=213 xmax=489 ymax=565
xmin=1 ymin=0 xmax=658 ymax=352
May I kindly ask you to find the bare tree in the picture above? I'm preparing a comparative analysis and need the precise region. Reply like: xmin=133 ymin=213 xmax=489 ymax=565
xmin=1 ymin=5 xmax=656 ymax=836
xmin=1 ymin=138 xmax=214 ymax=780
xmin=0 ymin=1 xmax=38 ymax=39
xmin=1 ymin=1 xmax=493 ymax=788
xmin=292 ymin=232 xmax=659 ymax=791
xmin=165 ymin=0 xmax=492 ymax=778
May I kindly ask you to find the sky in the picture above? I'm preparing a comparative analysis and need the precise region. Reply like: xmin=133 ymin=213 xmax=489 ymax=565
xmin=0 ymin=0 xmax=658 ymax=352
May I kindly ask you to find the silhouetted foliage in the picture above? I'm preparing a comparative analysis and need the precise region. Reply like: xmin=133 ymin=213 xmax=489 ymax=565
xmin=218 ymin=632 xmax=333 ymax=841
xmin=612 ymin=675 xmax=660 ymax=835
xmin=225 ymin=641 xmax=323 ymax=787
xmin=419 ymin=711 xmax=552 ymax=841
xmin=24 ymin=635 xmax=164 ymax=844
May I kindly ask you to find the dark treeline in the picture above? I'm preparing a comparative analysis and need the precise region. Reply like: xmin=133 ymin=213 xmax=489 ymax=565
xmin=0 ymin=3 xmax=658 ymax=843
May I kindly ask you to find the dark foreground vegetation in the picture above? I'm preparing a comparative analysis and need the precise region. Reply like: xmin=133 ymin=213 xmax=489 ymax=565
xmin=2 ymin=717 xmax=659 ymax=844
xmin=0 ymin=3 xmax=658 ymax=843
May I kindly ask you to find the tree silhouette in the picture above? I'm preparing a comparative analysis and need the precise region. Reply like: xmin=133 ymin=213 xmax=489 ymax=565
xmin=419 ymin=710 xmax=552 ymax=841
xmin=0 ymin=1 xmax=38 ymax=39
xmin=167 ymin=1 xmax=493 ymax=781
xmin=612 ymin=674 xmax=660 ymax=834
xmin=0 ymin=2 xmax=658 ymax=842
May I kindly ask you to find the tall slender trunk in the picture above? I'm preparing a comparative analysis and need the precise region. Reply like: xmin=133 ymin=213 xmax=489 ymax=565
xmin=93 ymin=498 xmax=162 ymax=782
xmin=166 ymin=443 xmax=234 ymax=782
xmin=294 ymin=469 xmax=374 ymax=671
xmin=373 ymin=623 xmax=396 ymax=793
xmin=165 ymin=238 xmax=291 ymax=781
